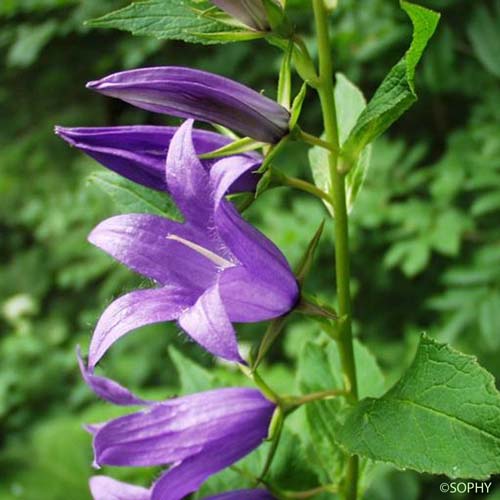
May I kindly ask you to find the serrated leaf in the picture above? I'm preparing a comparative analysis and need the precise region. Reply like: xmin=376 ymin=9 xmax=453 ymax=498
xmin=337 ymin=335 xmax=500 ymax=479
xmin=87 ymin=0 xmax=241 ymax=45
xmin=309 ymin=73 xmax=371 ymax=216
xmin=88 ymin=171 xmax=182 ymax=220
xmin=342 ymin=1 xmax=440 ymax=158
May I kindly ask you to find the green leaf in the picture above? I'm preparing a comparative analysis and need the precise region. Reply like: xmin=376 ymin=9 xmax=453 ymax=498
xmin=7 ymin=21 xmax=58 ymax=68
xmin=289 ymin=83 xmax=307 ymax=130
xmin=479 ymin=291 xmax=500 ymax=350
xmin=467 ymin=1 xmax=500 ymax=79
xmin=169 ymin=347 xmax=219 ymax=393
xmin=342 ymin=1 xmax=440 ymax=158
xmin=472 ymin=191 xmax=500 ymax=216
xmin=87 ymin=0 xmax=242 ymax=45
xmin=309 ymin=73 xmax=371 ymax=216
xmin=298 ymin=339 xmax=385 ymax=481
xmin=337 ymin=335 xmax=500 ymax=479
xmin=88 ymin=171 xmax=182 ymax=220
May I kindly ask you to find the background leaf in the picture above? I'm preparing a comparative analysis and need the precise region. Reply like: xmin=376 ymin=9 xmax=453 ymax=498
xmin=88 ymin=170 xmax=182 ymax=219
xmin=297 ymin=338 xmax=385 ymax=481
xmin=88 ymin=0 xmax=242 ymax=45
xmin=342 ymin=1 xmax=440 ymax=158
xmin=309 ymin=73 xmax=371 ymax=216
xmin=467 ymin=0 xmax=500 ymax=79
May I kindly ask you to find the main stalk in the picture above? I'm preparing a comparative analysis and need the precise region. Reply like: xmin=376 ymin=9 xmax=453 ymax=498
xmin=312 ymin=1 xmax=359 ymax=498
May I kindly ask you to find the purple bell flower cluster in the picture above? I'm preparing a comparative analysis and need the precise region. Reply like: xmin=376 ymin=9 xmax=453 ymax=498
xmin=57 ymin=66 xmax=298 ymax=499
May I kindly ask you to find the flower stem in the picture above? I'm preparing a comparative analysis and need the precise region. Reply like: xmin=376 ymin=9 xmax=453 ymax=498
xmin=282 ymin=388 xmax=348 ymax=412
xmin=296 ymin=127 xmax=339 ymax=155
xmin=279 ymin=173 xmax=333 ymax=204
xmin=312 ymin=1 xmax=359 ymax=499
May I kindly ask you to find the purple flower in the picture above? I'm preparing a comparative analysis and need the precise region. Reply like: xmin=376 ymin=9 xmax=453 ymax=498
xmin=211 ymin=0 xmax=272 ymax=31
xmin=90 ymin=477 xmax=273 ymax=500
xmin=87 ymin=120 xmax=299 ymax=366
xmin=54 ymin=125 xmax=260 ymax=194
xmin=81 ymin=359 xmax=275 ymax=500
xmin=86 ymin=67 xmax=290 ymax=143
xmin=78 ymin=351 xmax=275 ymax=499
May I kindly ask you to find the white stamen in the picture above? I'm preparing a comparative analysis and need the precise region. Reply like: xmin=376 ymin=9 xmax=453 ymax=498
xmin=166 ymin=234 xmax=234 ymax=269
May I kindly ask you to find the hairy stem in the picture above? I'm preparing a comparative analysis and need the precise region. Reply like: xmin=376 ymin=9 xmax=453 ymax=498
xmin=312 ymin=1 xmax=359 ymax=499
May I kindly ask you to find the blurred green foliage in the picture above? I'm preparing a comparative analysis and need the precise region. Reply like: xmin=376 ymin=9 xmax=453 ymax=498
xmin=1 ymin=0 xmax=500 ymax=498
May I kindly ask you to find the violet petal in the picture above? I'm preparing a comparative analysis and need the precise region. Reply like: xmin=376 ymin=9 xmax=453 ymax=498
xmin=178 ymin=279 xmax=243 ymax=363
xmin=88 ymin=214 xmax=218 ymax=290
xmin=86 ymin=67 xmax=290 ymax=143
xmin=77 ymin=347 xmax=149 ymax=406
xmin=88 ymin=287 xmax=194 ymax=370
xmin=92 ymin=388 xmax=274 ymax=469
xmin=90 ymin=476 xmax=150 ymax=500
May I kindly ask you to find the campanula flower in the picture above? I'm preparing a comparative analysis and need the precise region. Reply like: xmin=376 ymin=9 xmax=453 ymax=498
xmin=86 ymin=67 xmax=290 ymax=143
xmin=87 ymin=120 xmax=299 ymax=366
xmin=211 ymin=0 xmax=273 ymax=31
xmin=55 ymin=125 xmax=260 ymax=193
xmin=90 ymin=476 xmax=274 ymax=500
xmin=79 ymin=353 xmax=275 ymax=500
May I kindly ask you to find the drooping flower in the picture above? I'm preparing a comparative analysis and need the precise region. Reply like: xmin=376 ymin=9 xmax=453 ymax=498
xmin=210 ymin=0 xmax=277 ymax=31
xmin=89 ymin=476 xmax=274 ymax=500
xmin=86 ymin=67 xmax=290 ymax=143
xmin=54 ymin=125 xmax=260 ymax=194
xmin=79 ymin=354 xmax=276 ymax=500
xmin=87 ymin=120 xmax=299 ymax=366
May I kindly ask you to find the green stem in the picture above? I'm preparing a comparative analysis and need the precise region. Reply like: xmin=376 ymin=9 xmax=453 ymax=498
xmin=296 ymin=127 xmax=340 ymax=155
xmin=312 ymin=1 xmax=359 ymax=499
xmin=274 ymin=484 xmax=338 ymax=499
xmin=280 ymin=173 xmax=333 ymax=204
xmin=282 ymin=388 xmax=348 ymax=412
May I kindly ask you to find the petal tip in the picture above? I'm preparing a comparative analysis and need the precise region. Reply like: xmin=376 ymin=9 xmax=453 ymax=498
xmin=86 ymin=80 xmax=99 ymax=90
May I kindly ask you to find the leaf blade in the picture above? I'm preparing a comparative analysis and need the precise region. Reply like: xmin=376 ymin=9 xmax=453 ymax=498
xmin=87 ymin=0 xmax=242 ymax=45
xmin=337 ymin=335 xmax=500 ymax=479
xmin=342 ymin=1 xmax=440 ymax=158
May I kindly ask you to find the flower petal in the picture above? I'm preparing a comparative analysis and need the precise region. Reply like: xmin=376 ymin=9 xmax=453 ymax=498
xmin=178 ymin=280 xmax=242 ymax=363
xmin=216 ymin=203 xmax=299 ymax=307
xmin=88 ymin=287 xmax=194 ymax=370
xmin=165 ymin=120 xmax=214 ymax=228
xmin=151 ymin=439 xmax=273 ymax=500
xmin=88 ymin=214 xmax=218 ymax=289
xmin=55 ymin=125 xmax=261 ymax=193
xmin=210 ymin=155 xmax=261 ymax=208
xmin=211 ymin=0 xmax=269 ymax=30
xmin=78 ymin=347 xmax=149 ymax=406
xmin=219 ymin=266 xmax=297 ymax=322
xmin=87 ymin=67 xmax=290 ymax=143
xmin=55 ymin=125 xmax=175 ymax=191
xmin=93 ymin=388 xmax=274 ymax=468
xmin=90 ymin=476 xmax=150 ymax=500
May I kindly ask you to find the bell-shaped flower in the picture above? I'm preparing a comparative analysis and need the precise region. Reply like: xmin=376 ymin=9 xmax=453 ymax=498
xmin=86 ymin=67 xmax=290 ymax=143
xmin=87 ymin=120 xmax=299 ymax=367
xmin=211 ymin=0 xmax=274 ymax=31
xmin=90 ymin=476 xmax=274 ymax=500
xmin=79 ymin=354 xmax=276 ymax=500
xmin=55 ymin=125 xmax=260 ymax=194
